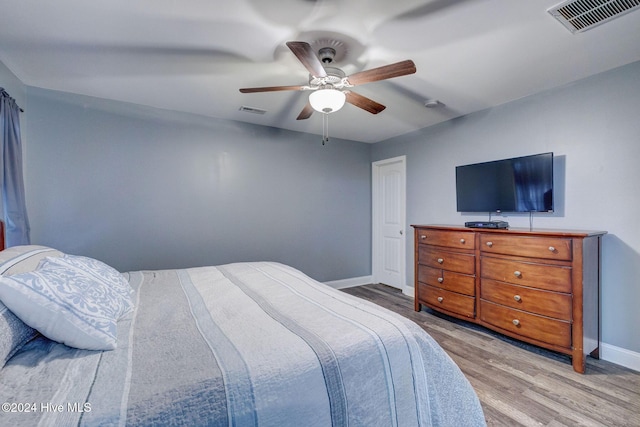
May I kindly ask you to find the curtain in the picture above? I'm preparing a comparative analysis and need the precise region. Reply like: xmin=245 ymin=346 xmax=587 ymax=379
xmin=0 ymin=88 xmax=30 ymax=246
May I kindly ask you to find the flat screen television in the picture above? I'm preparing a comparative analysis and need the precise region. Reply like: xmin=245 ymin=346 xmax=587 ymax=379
xmin=456 ymin=152 xmax=553 ymax=213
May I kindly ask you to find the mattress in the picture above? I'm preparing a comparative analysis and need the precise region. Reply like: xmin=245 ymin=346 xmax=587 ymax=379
xmin=0 ymin=260 xmax=485 ymax=426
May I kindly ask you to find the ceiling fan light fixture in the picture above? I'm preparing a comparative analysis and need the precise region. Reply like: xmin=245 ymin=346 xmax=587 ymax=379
xmin=309 ymin=88 xmax=346 ymax=114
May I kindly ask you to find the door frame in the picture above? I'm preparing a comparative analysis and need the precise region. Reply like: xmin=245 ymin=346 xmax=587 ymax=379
xmin=372 ymin=155 xmax=409 ymax=295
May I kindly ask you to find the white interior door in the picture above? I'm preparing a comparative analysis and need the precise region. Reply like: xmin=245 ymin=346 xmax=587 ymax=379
xmin=372 ymin=156 xmax=406 ymax=290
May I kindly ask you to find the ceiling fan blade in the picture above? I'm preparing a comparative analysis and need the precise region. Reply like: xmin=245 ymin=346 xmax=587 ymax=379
xmin=286 ymin=41 xmax=327 ymax=78
xmin=346 ymin=60 xmax=416 ymax=86
xmin=239 ymin=85 xmax=305 ymax=93
xmin=296 ymin=102 xmax=315 ymax=120
xmin=345 ymin=91 xmax=386 ymax=114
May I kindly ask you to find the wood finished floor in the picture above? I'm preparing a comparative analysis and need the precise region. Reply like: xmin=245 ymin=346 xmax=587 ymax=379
xmin=341 ymin=284 xmax=640 ymax=427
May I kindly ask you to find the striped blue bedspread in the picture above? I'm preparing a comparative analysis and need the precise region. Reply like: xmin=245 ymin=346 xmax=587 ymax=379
xmin=0 ymin=262 xmax=485 ymax=426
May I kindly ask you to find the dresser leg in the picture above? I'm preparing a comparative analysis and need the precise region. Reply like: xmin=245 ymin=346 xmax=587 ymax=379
xmin=572 ymin=351 xmax=586 ymax=374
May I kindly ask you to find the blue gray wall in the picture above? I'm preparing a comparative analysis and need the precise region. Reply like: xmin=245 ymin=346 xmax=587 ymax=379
xmin=372 ymin=60 xmax=640 ymax=362
xmin=21 ymin=87 xmax=372 ymax=282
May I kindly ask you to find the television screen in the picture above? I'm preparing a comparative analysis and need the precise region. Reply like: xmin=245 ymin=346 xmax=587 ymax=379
xmin=456 ymin=152 xmax=553 ymax=213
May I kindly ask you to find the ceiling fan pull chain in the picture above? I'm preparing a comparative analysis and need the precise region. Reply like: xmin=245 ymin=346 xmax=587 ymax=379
xmin=325 ymin=113 xmax=329 ymax=145
xmin=322 ymin=112 xmax=329 ymax=145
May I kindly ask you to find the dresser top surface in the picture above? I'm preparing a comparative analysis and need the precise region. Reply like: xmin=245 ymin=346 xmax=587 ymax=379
xmin=411 ymin=224 xmax=607 ymax=238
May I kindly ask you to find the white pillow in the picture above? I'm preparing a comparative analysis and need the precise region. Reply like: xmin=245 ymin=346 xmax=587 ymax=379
xmin=0 ymin=263 xmax=126 ymax=350
xmin=0 ymin=245 xmax=64 ymax=276
xmin=39 ymin=254 xmax=134 ymax=318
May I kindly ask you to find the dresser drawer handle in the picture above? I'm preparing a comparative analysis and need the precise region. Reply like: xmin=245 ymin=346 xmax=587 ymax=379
xmin=486 ymin=241 xmax=493 ymax=248
xmin=514 ymin=295 xmax=521 ymax=302
xmin=460 ymin=238 xmax=465 ymax=244
xmin=437 ymin=258 xmax=444 ymax=264
xmin=437 ymin=277 xmax=444 ymax=283
xmin=420 ymin=235 xmax=427 ymax=240
xmin=548 ymin=246 xmax=556 ymax=252
xmin=512 ymin=319 xmax=520 ymax=326
xmin=437 ymin=296 xmax=444 ymax=303
xmin=514 ymin=270 xmax=522 ymax=278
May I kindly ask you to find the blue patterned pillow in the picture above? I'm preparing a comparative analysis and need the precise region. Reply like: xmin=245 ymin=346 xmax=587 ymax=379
xmin=0 ymin=245 xmax=65 ymax=365
xmin=39 ymin=255 xmax=134 ymax=318
xmin=0 ymin=263 xmax=126 ymax=350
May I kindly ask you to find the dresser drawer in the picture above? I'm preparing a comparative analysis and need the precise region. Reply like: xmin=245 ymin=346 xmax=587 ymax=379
xmin=480 ymin=300 xmax=571 ymax=348
xmin=481 ymin=256 xmax=571 ymax=293
xmin=416 ymin=228 xmax=475 ymax=250
xmin=480 ymin=234 xmax=572 ymax=261
xmin=418 ymin=246 xmax=475 ymax=275
xmin=417 ymin=265 xmax=475 ymax=296
xmin=481 ymin=279 xmax=571 ymax=320
xmin=418 ymin=283 xmax=475 ymax=318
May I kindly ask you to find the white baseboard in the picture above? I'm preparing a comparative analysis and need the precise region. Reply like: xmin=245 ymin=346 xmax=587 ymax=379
xmin=326 ymin=277 xmax=415 ymax=297
xmin=601 ymin=343 xmax=640 ymax=372
xmin=324 ymin=275 xmax=373 ymax=290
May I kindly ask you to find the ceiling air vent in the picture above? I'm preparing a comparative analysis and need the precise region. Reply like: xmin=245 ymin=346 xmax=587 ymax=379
xmin=548 ymin=0 xmax=640 ymax=33
xmin=239 ymin=106 xmax=267 ymax=115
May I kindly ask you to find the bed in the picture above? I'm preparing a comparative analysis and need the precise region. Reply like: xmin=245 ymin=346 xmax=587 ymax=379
xmin=0 ymin=245 xmax=485 ymax=426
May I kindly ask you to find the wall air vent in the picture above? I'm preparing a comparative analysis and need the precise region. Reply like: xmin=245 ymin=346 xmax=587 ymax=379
xmin=548 ymin=0 xmax=640 ymax=33
xmin=239 ymin=106 xmax=267 ymax=115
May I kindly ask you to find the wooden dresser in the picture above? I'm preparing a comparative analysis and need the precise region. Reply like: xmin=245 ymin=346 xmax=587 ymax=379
xmin=412 ymin=224 xmax=606 ymax=373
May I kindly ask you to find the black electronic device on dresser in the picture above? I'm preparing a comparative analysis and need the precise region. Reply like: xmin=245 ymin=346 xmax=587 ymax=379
xmin=465 ymin=221 xmax=509 ymax=229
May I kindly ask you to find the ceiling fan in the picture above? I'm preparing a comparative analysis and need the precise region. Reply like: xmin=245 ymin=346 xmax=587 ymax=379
xmin=239 ymin=41 xmax=417 ymax=121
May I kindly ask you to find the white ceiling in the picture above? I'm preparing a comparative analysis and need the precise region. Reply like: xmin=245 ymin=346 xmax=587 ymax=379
xmin=1 ymin=0 xmax=639 ymax=143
